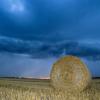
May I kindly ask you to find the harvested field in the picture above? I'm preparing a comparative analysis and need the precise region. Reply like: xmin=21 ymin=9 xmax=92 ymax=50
xmin=0 ymin=78 xmax=100 ymax=100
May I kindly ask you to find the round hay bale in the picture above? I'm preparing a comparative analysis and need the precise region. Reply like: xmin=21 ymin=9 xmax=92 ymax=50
xmin=50 ymin=56 xmax=91 ymax=92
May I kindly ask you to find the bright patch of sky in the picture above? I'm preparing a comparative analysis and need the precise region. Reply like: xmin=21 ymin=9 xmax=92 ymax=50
xmin=1 ymin=0 xmax=26 ymax=13
xmin=10 ymin=0 xmax=25 ymax=13
xmin=0 ymin=0 xmax=32 ymax=24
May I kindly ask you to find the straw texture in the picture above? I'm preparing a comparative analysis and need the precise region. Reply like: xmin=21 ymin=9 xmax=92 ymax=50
xmin=50 ymin=56 xmax=91 ymax=92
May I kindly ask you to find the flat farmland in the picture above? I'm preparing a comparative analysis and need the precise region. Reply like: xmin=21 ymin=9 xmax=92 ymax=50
xmin=0 ymin=78 xmax=100 ymax=100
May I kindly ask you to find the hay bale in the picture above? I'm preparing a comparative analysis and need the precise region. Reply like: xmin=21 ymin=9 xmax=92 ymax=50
xmin=50 ymin=56 xmax=91 ymax=92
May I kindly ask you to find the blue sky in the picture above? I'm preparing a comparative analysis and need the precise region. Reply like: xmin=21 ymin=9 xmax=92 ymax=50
xmin=0 ymin=0 xmax=100 ymax=78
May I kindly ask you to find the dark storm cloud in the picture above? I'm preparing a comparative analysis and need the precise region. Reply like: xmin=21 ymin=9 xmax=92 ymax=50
xmin=0 ymin=0 xmax=100 ymax=78
xmin=0 ymin=0 xmax=100 ymax=60
xmin=0 ymin=36 xmax=100 ymax=61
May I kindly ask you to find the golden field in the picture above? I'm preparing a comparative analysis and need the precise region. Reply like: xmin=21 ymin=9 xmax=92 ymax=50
xmin=0 ymin=78 xmax=100 ymax=100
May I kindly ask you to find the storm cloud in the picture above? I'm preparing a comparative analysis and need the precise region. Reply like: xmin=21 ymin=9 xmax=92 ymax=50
xmin=0 ymin=0 xmax=100 ymax=77
xmin=0 ymin=36 xmax=100 ymax=61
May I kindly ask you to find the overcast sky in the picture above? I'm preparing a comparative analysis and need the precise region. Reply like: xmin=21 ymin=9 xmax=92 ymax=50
xmin=0 ymin=0 xmax=100 ymax=78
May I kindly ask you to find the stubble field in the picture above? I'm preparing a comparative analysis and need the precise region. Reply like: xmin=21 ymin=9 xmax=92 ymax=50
xmin=0 ymin=78 xmax=100 ymax=100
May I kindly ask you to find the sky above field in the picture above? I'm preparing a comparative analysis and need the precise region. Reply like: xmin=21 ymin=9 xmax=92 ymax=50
xmin=0 ymin=0 xmax=100 ymax=78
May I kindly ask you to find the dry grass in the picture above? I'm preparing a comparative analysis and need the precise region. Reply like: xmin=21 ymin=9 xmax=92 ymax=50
xmin=50 ymin=56 xmax=91 ymax=92
xmin=0 ymin=78 xmax=100 ymax=100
